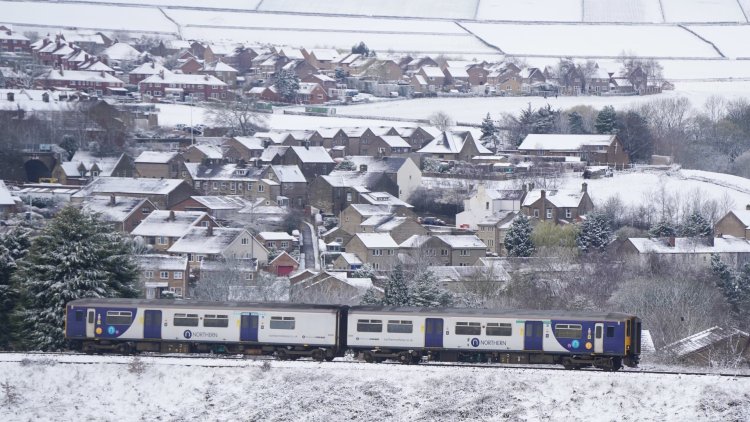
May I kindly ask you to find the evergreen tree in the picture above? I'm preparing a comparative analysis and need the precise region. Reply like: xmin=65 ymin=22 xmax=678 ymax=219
xmin=382 ymin=263 xmax=409 ymax=306
xmin=531 ymin=104 xmax=559 ymax=134
xmin=352 ymin=263 xmax=375 ymax=278
xmin=711 ymin=254 xmax=750 ymax=319
xmin=616 ymin=110 xmax=653 ymax=163
xmin=680 ymin=212 xmax=712 ymax=238
xmin=15 ymin=207 xmax=139 ymax=350
xmin=0 ymin=227 xmax=31 ymax=349
xmin=648 ymin=219 xmax=677 ymax=238
xmin=351 ymin=41 xmax=370 ymax=56
xmin=595 ymin=105 xmax=617 ymax=134
xmin=480 ymin=113 xmax=497 ymax=139
xmin=408 ymin=268 xmax=453 ymax=307
xmin=359 ymin=288 xmax=381 ymax=305
xmin=568 ymin=111 xmax=586 ymax=134
xmin=59 ymin=135 xmax=78 ymax=161
xmin=273 ymin=69 xmax=300 ymax=103
xmin=334 ymin=67 xmax=347 ymax=82
xmin=504 ymin=214 xmax=535 ymax=257
xmin=576 ymin=212 xmax=613 ymax=253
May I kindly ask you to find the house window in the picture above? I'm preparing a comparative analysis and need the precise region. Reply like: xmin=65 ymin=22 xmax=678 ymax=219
xmin=258 ymin=185 xmax=264 ymax=192
xmin=173 ymin=271 xmax=183 ymax=279
xmin=441 ymin=249 xmax=448 ymax=256
xmin=181 ymin=171 xmax=186 ymax=178
xmin=346 ymin=193 xmax=352 ymax=202
xmin=160 ymin=271 xmax=169 ymax=279
xmin=238 ymin=183 xmax=243 ymax=191
xmin=387 ymin=249 xmax=394 ymax=256
xmin=242 ymin=238 xmax=249 ymax=245
xmin=460 ymin=250 xmax=469 ymax=256
xmin=221 ymin=182 xmax=227 ymax=190
xmin=158 ymin=236 xmax=168 ymax=245
xmin=195 ymin=181 xmax=201 ymax=189
xmin=373 ymin=263 xmax=380 ymax=270
xmin=91 ymin=171 xmax=99 ymax=177
xmin=245 ymin=272 xmax=254 ymax=281
xmin=373 ymin=249 xmax=383 ymax=256
xmin=212 ymin=182 xmax=218 ymax=190
xmin=142 ymin=207 xmax=151 ymax=215
xmin=533 ymin=209 xmax=539 ymax=218
xmin=546 ymin=208 xmax=552 ymax=219
xmin=565 ymin=209 xmax=572 ymax=219
xmin=144 ymin=270 xmax=154 ymax=279
xmin=230 ymin=182 xmax=236 ymax=190
xmin=485 ymin=202 xmax=489 ymax=210
xmin=280 ymin=241 xmax=288 ymax=248
xmin=201 ymin=221 xmax=209 ymax=227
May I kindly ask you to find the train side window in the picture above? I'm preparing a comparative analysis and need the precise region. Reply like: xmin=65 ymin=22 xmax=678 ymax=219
xmin=607 ymin=326 xmax=615 ymax=337
xmin=554 ymin=324 xmax=582 ymax=339
xmin=106 ymin=311 xmax=133 ymax=325
xmin=204 ymin=315 xmax=229 ymax=328
xmin=75 ymin=310 xmax=85 ymax=322
xmin=455 ymin=322 xmax=481 ymax=335
xmin=486 ymin=323 xmax=512 ymax=336
xmin=357 ymin=319 xmax=382 ymax=333
xmin=270 ymin=316 xmax=295 ymax=330
xmin=174 ymin=313 xmax=199 ymax=327
xmin=387 ymin=320 xmax=413 ymax=333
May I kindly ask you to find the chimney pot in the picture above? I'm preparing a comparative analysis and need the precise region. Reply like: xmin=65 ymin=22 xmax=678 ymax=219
xmin=668 ymin=237 xmax=676 ymax=247
xmin=581 ymin=182 xmax=588 ymax=193
xmin=168 ymin=210 xmax=175 ymax=221
xmin=541 ymin=189 xmax=546 ymax=199
xmin=6 ymin=92 xmax=14 ymax=102
xmin=746 ymin=204 xmax=750 ymax=211
xmin=109 ymin=194 xmax=116 ymax=205
xmin=207 ymin=225 xmax=214 ymax=236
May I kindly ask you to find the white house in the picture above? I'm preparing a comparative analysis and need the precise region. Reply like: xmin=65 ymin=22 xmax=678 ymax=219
xmin=456 ymin=184 xmax=525 ymax=230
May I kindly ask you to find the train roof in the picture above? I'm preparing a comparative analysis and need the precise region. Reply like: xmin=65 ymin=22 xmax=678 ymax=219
xmin=67 ymin=298 xmax=342 ymax=312
xmin=349 ymin=306 xmax=635 ymax=321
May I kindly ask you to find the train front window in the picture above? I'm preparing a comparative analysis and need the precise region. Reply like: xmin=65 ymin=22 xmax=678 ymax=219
xmin=554 ymin=324 xmax=582 ymax=339
xmin=75 ymin=310 xmax=84 ymax=322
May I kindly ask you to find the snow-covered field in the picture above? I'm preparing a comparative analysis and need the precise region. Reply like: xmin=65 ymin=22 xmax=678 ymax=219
xmin=686 ymin=25 xmax=750 ymax=59
xmin=66 ymin=0 xmax=262 ymax=9
xmin=660 ymin=0 xmax=748 ymax=23
xmin=1 ymin=353 xmax=748 ymax=421
xmin=475 ymin=0 xmax=581 ymax=22
xmin=583 ymin=0 xmax=664 ymax=23
xmin=464 ymin=23 xmax=720 ymax=58
xmin=257 ymin=0 xmax=479 ymax=20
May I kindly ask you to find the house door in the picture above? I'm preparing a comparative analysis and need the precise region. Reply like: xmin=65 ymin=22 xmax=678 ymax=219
xmin=594 ymin=323 xmax=604 ymax=354
xmin=240 ymin=313 xmax=259 ymax=342
xmin=425 ymin=318 xmax=444 ymax=348
xmin=524 ymin=321 xmax=544 ymax=351
xmin=144 ymin=310 xmax=162 ymax=339
xmin=86 ymin=309 xmax=96 ymax=338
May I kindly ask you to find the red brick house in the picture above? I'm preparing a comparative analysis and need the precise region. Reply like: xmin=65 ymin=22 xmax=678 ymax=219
xmin=268 ymin=251 xmax=299 ymax=276
xmin=129 ymin=62 xmax=171 ymax=85
xmin=139 ymin=71 xmax=229 ymax=101
xmin=296 ymin=82 xmax=328 ymax=104
xmin=36 ymin=69 xmax=124 ymax=95
xmin=0 ymin=28 xmax=31 ymax=53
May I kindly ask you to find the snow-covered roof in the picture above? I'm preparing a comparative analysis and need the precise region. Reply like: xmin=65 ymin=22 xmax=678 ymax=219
xmin=662 ymin=326 xmax=749 ymax=359
xmin=379 ymin=136 xmax=411 ymax=148
xmin=135 ymin=151 xmax=178 ymax=164
xmin=338 ymin=252 xmax=362 ymax=265
xmin=360 ymin=191 xmax=413 ymax=208
xmin=131 ymin=210 xmax=209 ymax=238
xmin=41 ymin=69 xmax=123 ymax=84
xmin=260 ymin=146 xmax=289 ymax=162
xmin=340 ymin=156 xmax=411 ymax=174
xmin=140 ymin=73 xmax=227 ymax=87
xmin=420 ymin=66 xmax=445 ymax=78
xmin=130 ymin=62 xmax=171 ymax=76
xmin=270 ymin=165 xmax=306 ymax=183
xmin=203 ymin=60 xmax=238 ymax=73
xmin=165 ymin=39 xmax=191 ymax=50
xmin=135 ymin=254 xmax=187 ymax=271
xmin=168 ymin=227 xmax=249 ymax=255
xmin=60 ymin=151 xmax=122 ymax=177
xmin=0 ymin=180 xmax=17 ymax=206
xmin=290 ymin=146 xmax=334 ymax=164
xmin=297 ymin=82 xmax=322 ymax=95
xmin=413 ymin=74 xmax=427 ymax=85
xmin=190 ymin=144 xmax=223 ymax=160
xmin=259 ymin=231 xmax=294 ymax=241
xmin=434 ymin=235 xmax=487 ymax=249
xmin=184 ymin=162 xmax=265 ymax=181
xmin=518 ymin=134 xmax=615 ymax=152
xmin=270 ymin=250 xmax=299 ymax=266
xmin=727 ymin=209 xmax=750 ymax=228
xmin=101 ymin=43 xmax=141 ymax=62
xmin=353 ymin=233 xmax=398 ymax=249
xmin=81 ymin=195 xmax=146 ymax=223
xmin=190 ymin=195 xmax=247 ymax=210
xmin=348 ymin=203 xmax=394 ymax=217
xmin=0 ymin=30 xmax=29 ymax=41
xmin=627 ymin=237 xmax=750 ymax=254
xmin=79 ymin=61 xmax=114 ymax=73
xmin=400 ymin=234 xmax=431 ymax=248
xmin=230 ymin=136 xmax=264 ymax=151
xmin=418 ymin=131 xmax=491 ymax=155
xmin=444 ymin=67 xmax=469 ymax=79
xmin=309 ymin=48 xmax=339 ymax=62
xmin=73 ymin=177 xmax=187 ymax=197
xmin=522 ymin=188 xmax=586 ymax=208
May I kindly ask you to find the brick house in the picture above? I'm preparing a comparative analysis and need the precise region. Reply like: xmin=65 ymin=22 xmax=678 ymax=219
xmin=131 ymin=210 xmax=217 ymax=251
xmin=246 ymin=86 xmax=280 ymax=102
xmin=714 ymin=207 xmax=750 ymax=240
xmin=134 ymin=151 xmax=185 ymax=179
xmin=417 ymin=66 xmax=446 ymax=91
xmin=136 ymin=254 xmax=189 ymax=299
xmin=201 ymin=60 xmax=238 ymax=86
xmin=521 ymin=184 xmax=594 ymax=224
xmin=295 ymin=82 xmax=328 ymax=104
xmin=179 ymin=58 xmax=203 ymax=75
xmin=0 ymin=28 xmax=31 ymax=53
xmin=129 ymin=62 xmax=171 ymax=85
xmin=80 ymin=195 xmax=157 ymax=233
xmin=139 ymin=72 xmax=229 ymax=101
xmin=517 ymin=134 xmax=630 ymax=167
xmin=36 ymin=69 xmax=124 ymax=96
xmin=268 ymin=251 xmax=300 ymax=276
xmin=257 ymin=232 xmax=296 ymax=253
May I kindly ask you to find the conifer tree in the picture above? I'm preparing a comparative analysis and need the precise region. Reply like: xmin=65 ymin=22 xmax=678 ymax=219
xmin=680 ymin=212 xmax=712 ymax=238
xmin=408 ymin=267 xmax=452 ymax=307
xmin=648 ymin=219 xmax=677 ymax=238
xmin=382 ymin=263 xmax=409 ymax=306
xmin=273 ymin=69 xmax=301 ymax=103
xmin=359 ymin=288 xmax=381 ymax=305
xmin=15 ymin=207 xmax=139 ymax=350
xmin=480 ymin=113 xmax=497 ymax=139
xmin=595 ymin=105 xmax=617 ymax=134
xmin=568 ymin=111 xmax=586 ymax=134
xmin=504 ymin=214 xmax=535 ymax=257
xmin=0 ymin=227 xmax=31 ymax=349
xmin=576 ymin=212 xmax=613 ymax=253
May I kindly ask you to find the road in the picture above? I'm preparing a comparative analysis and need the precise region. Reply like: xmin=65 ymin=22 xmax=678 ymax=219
xmin=299 ymin=221 xmax=318 ymax=270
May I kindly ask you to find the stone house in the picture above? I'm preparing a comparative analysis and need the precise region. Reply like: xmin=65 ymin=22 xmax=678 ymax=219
xmin=418 ymin=131 xmax=492 ymax=162
xmin=344 ymin=233 xmax=399 ymax=271
xmin=618 ymin=236 xmax=750 ymax=270
xmin=456 ymin=185 xmax=526 ymax=230
xmin=521 ymin=184 xmax=594 ymax=224
xmin=80 ymin=195 xmax=156 ymax=233
xmin=400 ymin=235 xmax=487 ymax=267
xmin=182 ymin=144 xmax=224 ymax=166
xmin=136 ymin=254 xmax=189 ymax=299
xmin=371 ymin=135 xmax=412 ymax=157
xmin=309 ymin=172 xmax=399 ymax=215
xmin=661 ymin=326 xmax=750 ymax=367
xmin=339 ymin=203 xmax=415 ymax=236
xmin=337 ymin=156 xmax=422 ymax=201
xmin=168 ymin=226 xmax=269 ymax=268
xmin=52 ymin=152 xmax=134 ymax=185
xmin=397 ymin=127 xmax=435 ymax=150
xmin=184 ymin=163 xmax=276 ymax=201
xmin=281 ymin=146 xmax=335 ymax=181
xmin=223 ymin=136 xmax=265 ymax=163
xmin=257 ymin=231 xmax=296 ymax=253
xmin=131 ymin=210 xmax=216 ymax=251
xmin=135 ymin=151 xmax=185 ymax=179
xmin=71 ymin=177 xmax=197 ymax=209
xmin=517 ymin=134 xmax=630 ymax=167
xmin=263 ymin=165 xmax=308 ymax=208
xmin=477 ymin=211 xmax=518 ymax=256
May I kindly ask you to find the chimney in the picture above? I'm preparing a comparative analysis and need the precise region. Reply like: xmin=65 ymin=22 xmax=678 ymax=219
xmin=42 ymin=92 xmax=49 ymax=103
xmin=581 ymin=182 xmax=588 ymax=193
xmin=541 ymin=190 xmax=546 ymax=200
xmin=6 ymin=92 xmax=14 ymax=102
xmin=168 ymin=210 xmax=175 ymax=221
xmin=151 ymin=61 xmax=155 ymax=69
xmin=206 ymin=225 xmax=214 ymax=236
xmin=359 ymin=164 xmax=368 ymax=172
xmin=159 ymin=69 xmax=165 ymax=79
xmin=100 ymin=70 xmax=105 ymax=78
xmin=109 ymin=194 xmax=116 ymax=206
xmin=304 ymin=141 xmax=310 ymax=150
xmin=746 ymin=204 xmax=750 ymax=211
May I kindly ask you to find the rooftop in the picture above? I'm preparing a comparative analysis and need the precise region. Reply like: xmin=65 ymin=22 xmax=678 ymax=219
xmin=518 ymin=134 xmax=615 ymax=151
xmin=168 ymin=226 xmax=249 ymax=255
xmin=131 ymin=210 xmax=210 ymax=238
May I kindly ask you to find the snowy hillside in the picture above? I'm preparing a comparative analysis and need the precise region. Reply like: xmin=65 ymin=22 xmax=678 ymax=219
xmin=1 ymin=354 xmax=748 ymax=421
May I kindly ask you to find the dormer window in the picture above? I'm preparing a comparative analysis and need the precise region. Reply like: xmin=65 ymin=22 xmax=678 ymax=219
xmin=234 ymin=169 xmax=248 ymax=176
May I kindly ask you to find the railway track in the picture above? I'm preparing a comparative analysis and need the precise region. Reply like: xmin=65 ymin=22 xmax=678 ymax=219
xmin=2 ymin=351 xmax=749 ymax=378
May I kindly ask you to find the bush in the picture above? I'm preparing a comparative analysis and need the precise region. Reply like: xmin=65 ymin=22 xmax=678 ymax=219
xmin=127 ymin=356 xmax=147 ymax=376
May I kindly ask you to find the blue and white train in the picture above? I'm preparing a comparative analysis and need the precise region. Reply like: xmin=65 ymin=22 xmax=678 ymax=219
xmin=65 ymin=299 xmax=641 ymax=371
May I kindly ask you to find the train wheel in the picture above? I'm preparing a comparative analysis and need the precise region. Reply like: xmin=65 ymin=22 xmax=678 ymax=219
xmin=363 ymin=352 xmax=375 ymax=363
xmin=275 ymin=349 xmax=289 ymax=361
xmin=311 ymin=349 xmax=325 ymax=362
xmin=398 ymin=352 xmax=412 ymax=365
xmin=411 ymin=354 xmax=422 ymax=364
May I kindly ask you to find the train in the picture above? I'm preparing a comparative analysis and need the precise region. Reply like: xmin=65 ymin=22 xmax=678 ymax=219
xmin=64 ymin=298 xmax=641 ymax=371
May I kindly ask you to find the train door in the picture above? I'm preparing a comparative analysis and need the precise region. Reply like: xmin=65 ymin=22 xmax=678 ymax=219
xmin=144 ymin=310 xmax=162 ymax=339
xmin=425 ymin=318 xmax=444 ymax=348
xmin=524 ymin=321 xmax=543 ymax=351
xmin=86 ymin=309 xmax=95 ymax=337
xmin=240 ymin=313 xmax=259 ymax=342
xmin=594 ymin=323 xmax=604 ymax=353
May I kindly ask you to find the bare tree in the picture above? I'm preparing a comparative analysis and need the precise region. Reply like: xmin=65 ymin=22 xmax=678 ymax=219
xmin=206 ymin=100 xmax=268 ymax=136
xmin=192 ymin=259 xmax=289 ymax=301
xmin=429 ymin=111 xmax=454 ymax=132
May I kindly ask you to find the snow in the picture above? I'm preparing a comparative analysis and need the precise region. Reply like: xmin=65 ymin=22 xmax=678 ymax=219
xmin=1 ymin=354 xmax=749 ymax=420
xmin=354 ymin=233 xmax=399 ymax=249
xmin=140 ymin=73 xmax=226 ymax=86
xmin=270 ymin=165 xmax=306 ymax=183
xmin=627 ymin=236 xmax=750 ymax=254
xmin=259 ymin=231 xmax=294 ymax=241
xmin=0 ymin=1 xmax=178 ymax=34
xmin=476 ymin=0 xmax=581 ymax=22
xmin=663 ymin=326 xmax=749 ymax=358
xmin=661 ymin=0 xmax=747 ymax=23
xmin=522 ymin=189 xmax=586 ymax=209
xmin=434 ymin=234 xmax=486 ymax=248
xmin=583 ymin=0 xmax=664 ymax=23
xmin=686 ymin=25 xmax=750 ymax=59
xmin=167 ymin=226 xmax=245 ymax=254
xmin=100 ymin=42 xmax=141 ymax=62
xmin=134 ymin=151 xmax=178 ymax=164
xmin=257 ymin=0 xmax=478 ymax=19
xmin=60 ymin=0 xmax=261 ymax=8
xmin=135 ymin=254 xmax=188 ymax=271
xmin=0 ymin=180 xmax=17 ymax=206
xmin=73 ymin=177 xmax=186 ymax=197
xmin=81 ymin=195 xmax=145 ymax=222
xmin=518 ymin=134 xmax=614 ymax=151
xmin=131 ymin=210 xmax=208 ymax=238
xmin=463 ymin=22 xmax=720 ymax=58
xmin=289 ymin=146 xmax=334 ymax=164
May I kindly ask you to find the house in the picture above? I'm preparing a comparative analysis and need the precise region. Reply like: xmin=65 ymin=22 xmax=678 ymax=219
xmin=182 ymin=144 xmax=224 ymax=165
xmin=136 ymin=254 xmax=189 ymax=299
xmin=521 ymin=184 xmax=594 ymax=224
xmin=714 ymin=206 xmax=750 ymax=240
xmin=332 ymin=252 xmax=364 ymax=273
xmin=71 ymin=177 xmax=196 ymax=209
xmin=400 ymin=235 xmax=487 ymax=267
xmin=203 ymin=43 xmax=236 ymax=63
xmin=302 ymin=74 xmax=338 ymax=97
xmin=309 ymin=128 xmax=347 ymax=149
xmin=443 ymin=67 xmax=470 ymax=90
xmin=619 ymin=236 xmax=750 ymax=270
xmin=80 ymin=195 xmax=156 ymax=233
xmin=129 ymin=62 xmax=171 ymax=85
xmin=282 ymin=59 xmax=318 ymax=80
xmin=268 ymin=251 xmax=300 ymax=276
xmin=371 ymin=135 xmax=412 ymax=157
xmin=281 ymin=146 xmax=335 ymax=181
xmin=139 ymin=72 xmax=229 ymax=101
xmin=339 ymin=203 xmax=415 ymax=236
xmin=343 ymin=233 xmax=399 ymax=271
xmin=168 ymin=226 xmax=269 ymax=267
xmin=36 ymin=69 xmax=124 ymax=96
xmin=99 ymin=42 xmax=141 ymax=69
xmin=661 ymin=326 xmax=750 ymax=367
xmin=134 ymin=151 xmax=185 ymax=179
xmin=264 ymin=165 xmax=308 ymax=208
xmin=223 ymin=136 xmax=265 ymax=163
xmin=184 ymin=162 xmax=272 ymax=200
xmin=51 ymin=152 xmax=133 ymax=185
xmin=517 ymin=134 xmax=630 ymax=167
xmin=358 ymin=59 xmax=403 ymax=82
xmin=331 ymin=156 xmax=421 ymax=201
xmin=0 ymin=28 xmax=31 ymax=53
xmin=295 ymin=82 xmax=328 ymax=104
xmin=290 ymin=271 xmax=380 ymax=305
xmin=417 ymin=66 xmax=446 ymax=91
xmin=397 ymin=127 xmax=435 ymax=150
xmin=456 ymin=184 xmax=526 ymax=230
xmin=170 ymin=195 xmax=248 ymax=219
xmin=303 ymin=48 xmax=340 ymax=70
xmin=0 ymin=180 xmax=19 ymax=215
xmin=257 ymin=231 xmax=296 ymax=253
xmin=131 ymin=209 xmax=216 ymax=251
xmin=477 ymin=211 xmax=518 ymax=256
xmin=309 ymin=172 xmax=399 ymax=215
xmin=198 ymin=258 xmax=258 ymax=290
xmin=179 ymin=57 xmax=203 ymax=75
xmin=201 ymin=60 xmax=239 ymax=86
xmin=418 ymin=131 xmax=492 ymax=162
xmin=359 ymin=214 xmax=427 ymax=244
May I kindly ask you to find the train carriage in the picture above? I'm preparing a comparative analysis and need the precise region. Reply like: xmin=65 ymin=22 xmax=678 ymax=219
xmin=347 ymin=306 xmax=641 ymax=370
xmin=65 ymin=299 xmax=346 ymax=360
